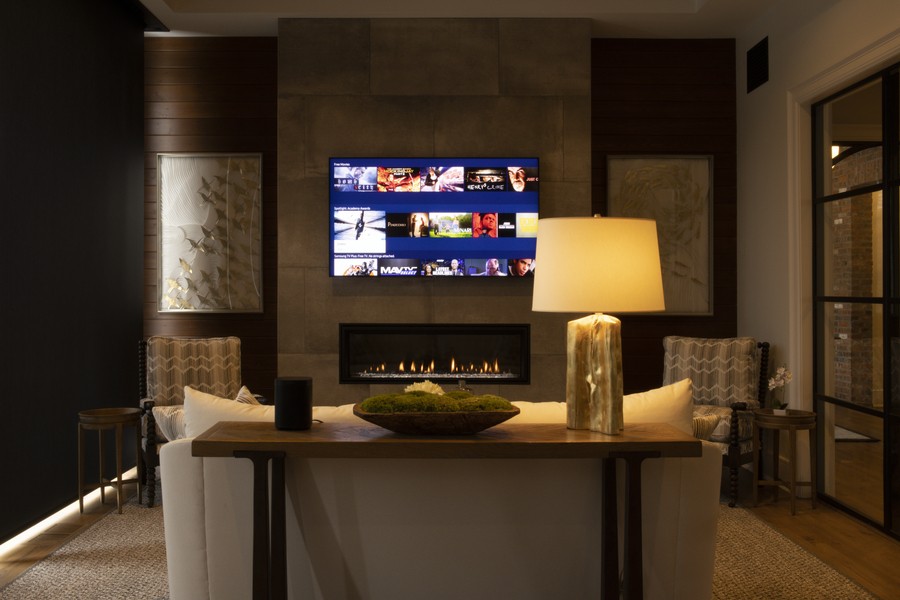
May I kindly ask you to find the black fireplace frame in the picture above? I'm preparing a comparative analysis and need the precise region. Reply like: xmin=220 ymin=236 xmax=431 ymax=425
xmin=339 ymin=323 xmax=530 ymax=384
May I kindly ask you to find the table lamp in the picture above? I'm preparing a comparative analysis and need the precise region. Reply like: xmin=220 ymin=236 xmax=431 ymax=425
xmin=532 ymin=216 xmax=665 ymax=434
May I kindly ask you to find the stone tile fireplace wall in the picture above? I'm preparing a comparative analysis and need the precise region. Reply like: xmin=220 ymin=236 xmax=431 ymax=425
xmin=277 ymin=18 xmax=591 ymax=405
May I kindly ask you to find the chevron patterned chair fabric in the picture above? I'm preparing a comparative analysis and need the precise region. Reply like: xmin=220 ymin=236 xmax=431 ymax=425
xmin=139 ymin=336 xmax=242 ymax=507
xmin=662 ymin=335 xmax=769 ymax=507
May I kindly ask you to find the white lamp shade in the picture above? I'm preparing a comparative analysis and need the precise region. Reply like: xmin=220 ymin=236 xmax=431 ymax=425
xmin=531 ymin=217 xmax=665 ymax=314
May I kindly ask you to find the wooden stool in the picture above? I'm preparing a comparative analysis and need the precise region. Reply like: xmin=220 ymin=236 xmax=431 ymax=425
xmin=752 ymin=408 xmax=817 ymax=515
xmin=77 ymin=407 xmax=143 ymax=514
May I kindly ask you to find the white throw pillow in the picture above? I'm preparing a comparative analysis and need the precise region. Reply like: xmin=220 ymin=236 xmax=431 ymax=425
xmin=692 ymin=413 xmax=721 ymax=440
xmin=313 ymin=403 xmax=360 ymax=423
xmin=512 ymin=379 xmax=692 ymax=433
xmin=152 ymin=404 xmax=186 ymax=441
xmin=623 ymin=378 xmax=693 ymax=434
xmin=183 ymin=386 xmax=275 ymax=438
xmin=510 ymin=401 xmax=567 ymax=423
xmin=234 ymin=385 xmax=261 ymax=405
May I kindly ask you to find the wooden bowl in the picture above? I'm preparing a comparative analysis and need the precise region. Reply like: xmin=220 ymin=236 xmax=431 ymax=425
xmin=352 ymin=404 xmax=520 ymax=435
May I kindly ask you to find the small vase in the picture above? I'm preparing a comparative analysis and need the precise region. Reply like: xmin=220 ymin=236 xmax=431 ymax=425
xmin=773 ymin=408 xmax=788 ymax=416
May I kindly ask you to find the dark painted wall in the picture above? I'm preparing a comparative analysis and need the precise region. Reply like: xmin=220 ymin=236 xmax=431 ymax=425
xmin=0 ymin=0 xmax=145 ymax=541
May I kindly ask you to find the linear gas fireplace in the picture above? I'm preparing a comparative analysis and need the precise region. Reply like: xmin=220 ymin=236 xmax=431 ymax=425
xmin=339 ymin=323 xmax=530 ymax=384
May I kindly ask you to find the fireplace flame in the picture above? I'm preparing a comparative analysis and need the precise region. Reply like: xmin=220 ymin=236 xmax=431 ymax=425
xmin=362 ymin=356 xmax=506 ymax=378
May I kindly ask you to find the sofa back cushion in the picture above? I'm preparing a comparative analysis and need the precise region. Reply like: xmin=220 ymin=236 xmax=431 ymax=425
xmin=623 ymin=378 xmax=693 ymax=434
xmin=511 ymin=378 xmax=693 ymax=434
xmin=183 ymin=386 xmax=274 ymax=438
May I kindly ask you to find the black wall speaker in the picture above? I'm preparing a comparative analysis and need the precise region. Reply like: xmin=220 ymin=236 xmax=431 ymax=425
xmin=275 ymin=377 xmax=313 ymax=430
xmin=747 ymin=36 xmax=769 ymax=93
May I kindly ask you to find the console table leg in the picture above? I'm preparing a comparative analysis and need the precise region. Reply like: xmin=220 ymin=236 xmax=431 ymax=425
xmin=600 ymin=458 xmax=619 ymax=600
xmin=236 ymin=451 xmax=286 ymax=600
xmin=615 ymin=451 xmax=658 ymax=600
xmin=271 ymin=455 xmax=287 ymax=599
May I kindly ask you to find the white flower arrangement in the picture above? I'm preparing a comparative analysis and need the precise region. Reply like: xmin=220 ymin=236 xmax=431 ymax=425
xmin=404 ymin=380 xmax=445 ymax=395
xmin=767 ymin=366 xmax=793 ymax=409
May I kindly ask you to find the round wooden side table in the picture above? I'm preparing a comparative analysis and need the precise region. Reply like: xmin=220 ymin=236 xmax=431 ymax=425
xmin=77 ymin=407 xmax=143 ymax=514
xmin=752 ymin=408 xmax=817 ymax=515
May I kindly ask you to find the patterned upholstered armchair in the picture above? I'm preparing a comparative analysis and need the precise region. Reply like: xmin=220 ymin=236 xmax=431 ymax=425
xmin=139 ymin=336 xmax=242 ymax=507
xmin=662 ymin=336 xmax=769 ymax=507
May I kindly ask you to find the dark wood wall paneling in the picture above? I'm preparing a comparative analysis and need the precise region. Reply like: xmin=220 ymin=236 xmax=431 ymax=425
xmin=144 ymin=37 xmax=278 ymax=399
xmin=592 ymin=39 xmax=737 ymax=393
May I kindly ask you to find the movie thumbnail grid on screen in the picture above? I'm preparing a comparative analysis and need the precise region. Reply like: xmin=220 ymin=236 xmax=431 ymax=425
xmin=332 ymin=164 xmax=538 ymax=194
xmin=330 ymin=159 xmax=538 ymax=277
xmin=333 ymin=257 xmax=535 ymax=277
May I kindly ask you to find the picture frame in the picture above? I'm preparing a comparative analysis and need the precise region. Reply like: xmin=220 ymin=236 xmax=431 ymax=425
xmin=607 ymin=155 xmax=713 ymax=315
xmin=157 ymin=153 xmax=263 ymax=313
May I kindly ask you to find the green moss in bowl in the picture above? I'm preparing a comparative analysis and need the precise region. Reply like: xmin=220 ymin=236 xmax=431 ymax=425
xmin=358 ymin=390 xmax=514 ymax=414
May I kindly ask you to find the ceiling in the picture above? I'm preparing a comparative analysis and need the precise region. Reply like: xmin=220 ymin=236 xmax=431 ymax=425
xmin=138 ymin=0 xmax=778 ymax=37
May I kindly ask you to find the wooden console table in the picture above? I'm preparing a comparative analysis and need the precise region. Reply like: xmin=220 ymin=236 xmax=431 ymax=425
xmin=193 ymin=420 xmax=701 ymax=600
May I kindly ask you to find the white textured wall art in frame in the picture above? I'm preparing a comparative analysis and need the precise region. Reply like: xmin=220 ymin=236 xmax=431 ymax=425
xmin=607 ymin=156 xmax=712 ymax=315
xmin=157 ymin=153 xmax=263 ymax=312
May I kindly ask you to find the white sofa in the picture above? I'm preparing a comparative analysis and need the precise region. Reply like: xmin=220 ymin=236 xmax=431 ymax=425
xmin=160 ymin=382 xmax=721 ymax=600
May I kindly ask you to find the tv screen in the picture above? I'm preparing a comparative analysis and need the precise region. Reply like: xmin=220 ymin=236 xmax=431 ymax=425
xmin=329 ymin=158 xmax=539 ymax=277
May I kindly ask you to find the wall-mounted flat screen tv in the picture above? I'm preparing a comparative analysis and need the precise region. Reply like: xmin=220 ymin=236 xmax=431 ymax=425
xmin=329 ymin=157 xmax=539 ymax=277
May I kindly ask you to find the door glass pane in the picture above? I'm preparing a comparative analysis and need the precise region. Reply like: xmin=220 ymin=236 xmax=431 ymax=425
xmin=818 ymin=193 xmax=883 ymax=297
xmin=820 ymin=302 xmax=884 ymax=409
xmin=893 ymin=189 xmax=900 ymax=297
xmin=822 ymin=403 xmax=884 ymax=524
xmin=819 ymin=79 xmax=883 ymax=196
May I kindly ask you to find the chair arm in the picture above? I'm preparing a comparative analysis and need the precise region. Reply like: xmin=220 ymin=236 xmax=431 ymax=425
xmin=140 ymin=399 xmax=157 ymax=453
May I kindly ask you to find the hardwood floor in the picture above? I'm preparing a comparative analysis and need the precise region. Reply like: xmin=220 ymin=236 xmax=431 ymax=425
xmin=2 ymin=480 xmax=899 ymax=598
xmin=744 ymin=472 xmax=900 ymax=600
xmin=749 ymin=490 xmax=900 ymax=599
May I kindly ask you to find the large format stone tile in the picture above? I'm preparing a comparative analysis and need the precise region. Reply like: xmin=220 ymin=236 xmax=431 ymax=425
xmin=278 ymin=177 xmax=329 ymax=269
xmin=371 ymin=19 xmax=499 ymax=96
xmin=278 ymin=352 xmax=370 ymax=406
xmin=535 ymin=181 xmax=592 ymax=217
xmin=277 ymin=267 xmax=306 ymax=354
xmin=498 ymin=19 xmax=591 ymax=96
xmin=515 ymin=353 xmax=567 ymax=402
xmin=274 ymin=16 xmax=594 ymax=406
xmin=432 ymin=96 xmax=565 ymax=181
xmin=563 ymin=96 xmax=592 ymax=182
xmin=277 ymin=97 xmax=307 ymax=182
xmin=303 ymin=96 xmax=435 ymax=177
xmin=529 ymin=312 xmax=571 ymax=357
xmin=304 ymin=269 xmax=432 ymax=353
xmin=278 ymin=19 xmax=370 ymax=96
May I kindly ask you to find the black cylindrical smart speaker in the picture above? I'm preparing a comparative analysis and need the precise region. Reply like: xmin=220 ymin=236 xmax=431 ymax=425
xmin=274 ymin=377 xmax=313 ymax=430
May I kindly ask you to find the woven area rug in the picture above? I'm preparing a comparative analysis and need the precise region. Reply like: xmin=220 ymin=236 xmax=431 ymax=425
xmin=0 ymin=499 xmax=876 ymax=599
xmin=714 ymin=504 xmax=874 ymax=599
xmin=0 ymin=499 xmax=167 ymax=600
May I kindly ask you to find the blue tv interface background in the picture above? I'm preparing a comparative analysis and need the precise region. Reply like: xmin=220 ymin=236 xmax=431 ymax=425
xmin=329 ymin=157 xmax=539 ymax=278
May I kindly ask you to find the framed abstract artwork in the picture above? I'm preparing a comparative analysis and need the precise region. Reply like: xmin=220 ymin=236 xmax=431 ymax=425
xmin=157 ymin=153 xmax=263 ymax=313
xmin=607 ymin=155 xmax=712 ymax=315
